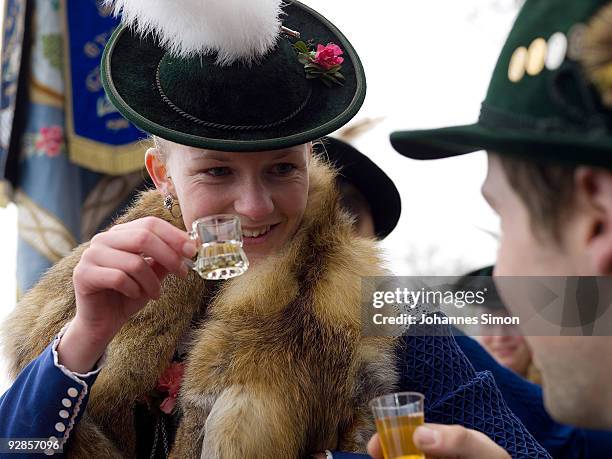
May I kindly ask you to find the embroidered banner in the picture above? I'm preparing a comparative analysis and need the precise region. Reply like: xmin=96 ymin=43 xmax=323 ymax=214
xmin=63 ymin=0 xmax=146 ymax=174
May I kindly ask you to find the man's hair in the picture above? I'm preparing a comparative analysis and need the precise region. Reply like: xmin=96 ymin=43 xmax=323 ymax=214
xmin=497 ymin=154 xmax=576 ymax=240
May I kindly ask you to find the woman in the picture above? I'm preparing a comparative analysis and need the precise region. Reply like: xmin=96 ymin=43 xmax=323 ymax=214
xmin=457 ymin=266 xmax=542 ymax=384
xmin=0 ymin=0 xmax=549 ymax=458
xmin=478 ymin=322 xmax=542 ymax=385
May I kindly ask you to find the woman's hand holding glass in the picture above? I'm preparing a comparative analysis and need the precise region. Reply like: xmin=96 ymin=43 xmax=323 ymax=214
xmin=57 ymin=217 xmax=197 ymax=374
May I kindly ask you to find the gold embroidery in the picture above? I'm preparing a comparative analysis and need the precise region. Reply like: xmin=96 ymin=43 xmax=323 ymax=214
xmin=16 ymin=190 xmax=77 ymax=263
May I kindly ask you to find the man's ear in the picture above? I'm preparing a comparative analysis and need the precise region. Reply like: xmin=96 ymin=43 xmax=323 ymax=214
xmin=576 ymin=167 xmax=612 ymax=274
xmin=145 ymin=148 xmax=173 ymax=194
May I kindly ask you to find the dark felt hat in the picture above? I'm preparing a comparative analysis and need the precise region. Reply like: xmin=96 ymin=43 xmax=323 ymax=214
xmin=455 ymin=266 xmax=507 ymax=312
xmin=101 ymin=1 xmax=365 ymax=152
xmin=321 ymin=137 xmax=401 ymax=239
xmin=391 ymin=0 xmax=612 ymax=168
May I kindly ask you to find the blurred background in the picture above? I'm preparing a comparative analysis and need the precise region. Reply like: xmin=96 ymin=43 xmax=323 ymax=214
xmin=0 ymin=0 xmax=524 ymax=389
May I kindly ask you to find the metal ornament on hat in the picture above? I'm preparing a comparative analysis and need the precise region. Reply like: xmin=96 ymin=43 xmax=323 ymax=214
xmin=506 ymin=19 xmax=594 ymax=85
xmin=498 ymin=4 xmax=612 ymax=132
xmin=508 ymin=32 xmax=570 ymax=83
xmin=505 ymin=12 xmax=611 ymax=87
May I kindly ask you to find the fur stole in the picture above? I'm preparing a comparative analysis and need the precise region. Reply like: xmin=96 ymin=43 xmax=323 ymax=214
xmin=1 ymin=158 xmax=399 ymax=458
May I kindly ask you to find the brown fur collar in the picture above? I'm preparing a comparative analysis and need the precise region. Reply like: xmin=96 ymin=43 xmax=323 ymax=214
xmin=1 ymin=158 xmax=399 ymax=458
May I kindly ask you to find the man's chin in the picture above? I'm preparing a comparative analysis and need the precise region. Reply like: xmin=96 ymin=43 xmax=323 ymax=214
xmin=542 ymin=381 xmax=610 ymax=429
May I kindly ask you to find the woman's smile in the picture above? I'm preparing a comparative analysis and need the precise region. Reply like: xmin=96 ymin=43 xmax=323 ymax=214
xmin=242 ymin=222 xmax=281 ymax=246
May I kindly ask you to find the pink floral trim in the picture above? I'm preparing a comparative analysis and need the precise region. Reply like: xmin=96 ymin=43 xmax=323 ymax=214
xmin=34 ymin=126 xmax=64 ymax=157
xmin=156 ymin=362 xmax=185 ymax=414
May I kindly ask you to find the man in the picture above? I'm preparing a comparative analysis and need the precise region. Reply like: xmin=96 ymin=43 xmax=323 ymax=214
xmin=327 ymin=138 xmax=612 ymax=457
xmin=379 ymin=0 xmax=612 ymax=457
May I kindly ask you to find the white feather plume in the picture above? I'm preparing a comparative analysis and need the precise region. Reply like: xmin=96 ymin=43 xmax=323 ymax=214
xmin=105 ymin=0 xmax=284 ymax=65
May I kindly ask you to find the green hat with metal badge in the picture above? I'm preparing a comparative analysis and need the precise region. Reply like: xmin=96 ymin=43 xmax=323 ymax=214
xmin=391 ymin=0 xmax=612 ymax=168
xmin=101 ymin=0 xmax=365 ymax=152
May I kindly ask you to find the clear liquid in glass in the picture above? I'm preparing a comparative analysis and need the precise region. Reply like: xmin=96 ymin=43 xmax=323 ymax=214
xmin=193 ymin=240 xmax=249 ymax=280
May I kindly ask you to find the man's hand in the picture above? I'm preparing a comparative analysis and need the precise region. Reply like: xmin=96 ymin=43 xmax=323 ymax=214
xmin=367 ymin=424 xmax=510 ymax=459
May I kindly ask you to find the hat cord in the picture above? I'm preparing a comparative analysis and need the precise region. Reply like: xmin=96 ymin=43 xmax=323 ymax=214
xmin=155 ymin=58 xmax=312 ymax=131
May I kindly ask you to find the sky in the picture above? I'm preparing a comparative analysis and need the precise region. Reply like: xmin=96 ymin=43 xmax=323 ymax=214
xmin=304 ymin=0 xmax=520 ymax=274
xmin=0 ymin=1 xmax=522 ymax=388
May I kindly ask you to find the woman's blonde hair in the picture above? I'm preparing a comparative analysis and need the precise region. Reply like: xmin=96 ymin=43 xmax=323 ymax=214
xmin=150 ymin=135 xmax=319 ymax=165
xmin=151 ymin=136 xmax=169 ymax=163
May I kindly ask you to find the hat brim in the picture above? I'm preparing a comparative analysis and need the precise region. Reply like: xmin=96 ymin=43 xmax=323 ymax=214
xmin=102 ymin=1 xmax=366 ymax=152
xmin=391 ymin=123 xmax=612 ymax=168
xmin=323 ymin=137 xmax=401 ymax=239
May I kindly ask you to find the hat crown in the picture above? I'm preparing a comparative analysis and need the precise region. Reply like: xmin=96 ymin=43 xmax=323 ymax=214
xmin=481 ymin=0 xmax=612 ymax=135
xmin=158 ymin=38 xmax=311 ymax=129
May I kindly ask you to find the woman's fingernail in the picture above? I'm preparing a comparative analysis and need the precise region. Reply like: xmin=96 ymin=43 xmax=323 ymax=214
xmin=414 ymin=426 xmax=440 ymax=447
xmin=182 ymin=241 xmax=196 ymax=257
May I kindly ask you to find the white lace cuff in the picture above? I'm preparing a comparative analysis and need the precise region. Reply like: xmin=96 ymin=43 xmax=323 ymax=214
xmin=51 ymin=321 xmax=107 ymax=381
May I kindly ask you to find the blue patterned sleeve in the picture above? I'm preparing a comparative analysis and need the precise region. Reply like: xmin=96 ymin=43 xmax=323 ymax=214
xmin=396 ymin=332 xmax=551 ymax=459
xmin=328 ymin=453 xmax=368 ymax=458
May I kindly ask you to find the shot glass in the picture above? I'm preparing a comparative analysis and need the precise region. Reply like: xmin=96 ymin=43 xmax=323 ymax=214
xmin=370 ymin=392 xmax=425 ymax=459
xmin=185 ymin=215 xmax=249 ymax=280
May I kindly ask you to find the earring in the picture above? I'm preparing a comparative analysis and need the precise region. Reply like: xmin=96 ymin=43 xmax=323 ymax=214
xmin=163 ymin=194 xmax=182 ymax=219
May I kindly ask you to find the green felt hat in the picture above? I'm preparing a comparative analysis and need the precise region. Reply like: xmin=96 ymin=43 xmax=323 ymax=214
xmin=391 ymin=0 xmax=612 ymax=168
xmin=101 ymin=0 xmax=365 ymax=152
xmin=321 ymin=137 xmax=401 ymax=239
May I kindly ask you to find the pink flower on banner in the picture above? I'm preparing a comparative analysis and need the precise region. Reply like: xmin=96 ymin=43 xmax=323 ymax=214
xmin=313 ymin=43 xmax=344 ymax=70
xmin=35 ymin=126 xmax=64 ymax=157
xmin=156 ymin=362 xmax=185 ymax=414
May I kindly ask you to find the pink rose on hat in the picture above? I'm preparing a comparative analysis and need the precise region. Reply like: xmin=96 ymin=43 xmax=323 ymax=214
xmin=313 ymin=43 xmax=344 ymax=70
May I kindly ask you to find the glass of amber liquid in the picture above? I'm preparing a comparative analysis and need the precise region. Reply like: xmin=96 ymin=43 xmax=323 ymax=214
xmin=185 ymin=215 xmax=249 ymax=280
xmin=370 ymin=392 xmax=425 ymax=459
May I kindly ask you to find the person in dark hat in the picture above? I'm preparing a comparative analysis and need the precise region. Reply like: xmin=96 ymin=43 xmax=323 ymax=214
xmin=369 ymin=0 xmax=612 ymax=457
xmin=321 ymin=137 xmax=401 ymax=239
xmin=457 ymin=266 xmax=542 ymax=383
xmin=477 ymin=305 xmax=540 ymax=385
xmin=0 ymin=1 xmax=549 ymax=458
